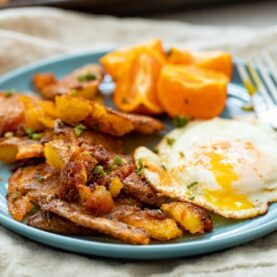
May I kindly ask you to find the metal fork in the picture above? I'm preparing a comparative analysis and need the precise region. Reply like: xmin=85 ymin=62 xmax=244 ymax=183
xmin=237 ymin=52 xmax=277 ymax=129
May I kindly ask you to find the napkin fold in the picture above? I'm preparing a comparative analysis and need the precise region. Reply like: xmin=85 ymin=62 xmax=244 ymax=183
xmin=0 ymin=7 xmax=276 ymax=277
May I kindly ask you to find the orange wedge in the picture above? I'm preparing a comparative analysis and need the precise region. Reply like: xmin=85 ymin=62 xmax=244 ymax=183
xmin=157 ymin=65 xmax=229 ymax=118
xmin=114 ymin=48 xmax=165 ymax=114
xmin=100 ymin=39 xmax=166 ymax=81
xmin=168 ymin=48 xmax=233 ymax=79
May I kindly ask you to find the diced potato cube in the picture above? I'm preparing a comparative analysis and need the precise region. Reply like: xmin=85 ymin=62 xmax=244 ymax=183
xmin=55 ymin=95 xmax=92 ymax=123
xmin=161 ymin=202 xmax=213 ymax=234
xmin=109 ymin=177 xmax=124 ymax=198
xmin=44 ymin=140 xmax=73 ymax=170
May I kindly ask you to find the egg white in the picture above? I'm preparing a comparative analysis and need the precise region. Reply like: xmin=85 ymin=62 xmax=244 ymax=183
xmin=134 ymin=118 xmax=277 ymax=219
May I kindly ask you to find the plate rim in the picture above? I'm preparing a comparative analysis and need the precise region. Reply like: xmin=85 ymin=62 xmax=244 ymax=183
xmin=0 ymin=50 xmax=276 ymax=259
xmin=1 ymin=210 xmax=276 ymax=259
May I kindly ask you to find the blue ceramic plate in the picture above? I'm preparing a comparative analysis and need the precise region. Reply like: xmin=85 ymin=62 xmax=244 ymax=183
xmin=0 ymin=51 xmax=276 ymax=259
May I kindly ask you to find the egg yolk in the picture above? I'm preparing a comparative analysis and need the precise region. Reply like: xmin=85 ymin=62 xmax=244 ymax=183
xmin=204 ymin=151 xmax=253 ymax=211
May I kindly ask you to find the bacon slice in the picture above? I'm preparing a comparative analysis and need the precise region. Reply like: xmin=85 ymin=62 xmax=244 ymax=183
xmin=28 ymin=211 xmax=96 ymax=235
xmin=32 ymin=196 xmax=150 ymax=245
xmin=123 ymin=172 xmax=168 ymax=206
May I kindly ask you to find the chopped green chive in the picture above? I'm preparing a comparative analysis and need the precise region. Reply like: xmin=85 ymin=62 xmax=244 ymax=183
xmin=93 ymin=165 xmax=107 ymax=176
xmin=138 ymin=158 xmax=143 ymax=167
xmin=24 ymin=128 xmax=42 ymax=140
xmin=106 ymin=165 xmax=114 ymax=174
xmin=4 ymin=90 xmax=15 ymax=98
xmin=187 ymin=181 xmax=198 ymax=189
xmin=56 ymin=119 xmax=64 ymax=127
xmin=74 ymin=124 xmax=86 ymax=136
xmin=4 ymin=132 xmax=13 ymax=139
xmin=78 ymin=72 xmax=96 ymax=82
xmin=136 ymin=158 xmax=144 ymax=176
xmin=25 ymin=128 xmax=34 ymax=137
xmin=12 ymin=191 xmax=20 ymax=200
xmin=36 ymin=175 xmax=44 ymax=182
xmin=172 ymin=116 xmax=189 ymax=128
xmin=31 ymin=133 xmax=43 ymax=140
xmin=188 ymin=196 xmax=195 ymax=201
xmin=179 ymin=152 xmax=185 ymax=158
xmin=152 ymin=148 xmax=159 ymax=155
xmin=71 ymin=90 xmax=79 ymax=96
xmin=113 ymin=156 xmax=127 ymax=166
xmin=161 ymin=165 xmax=167 ymax=171
xmin=166 ymin=137 xmax=176 ymax=146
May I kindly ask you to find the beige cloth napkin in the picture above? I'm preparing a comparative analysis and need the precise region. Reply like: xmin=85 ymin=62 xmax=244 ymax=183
xmin=0 ymin=7 xmax=276 ymax=277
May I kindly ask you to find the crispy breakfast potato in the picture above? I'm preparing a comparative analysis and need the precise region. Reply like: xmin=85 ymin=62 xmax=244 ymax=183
xmin=38 ymin=100 xmax=58 ymax=118
xmin=70 ymin=148 xmax=98 ymax=175
xmin=28 ymin=211 xmax=96 ymax=235
xmin=94 ymin=163 xmax=134 ymax=189
xmin=58 ymin=147 xmax=118 ymax=212
xmin=20 ymin=95 xmax=46 ymax=131
xmin=0 ymin=93 xmax=164 ymax=137
xmin=32 ymin=73 xmax=57 ymax=99
xmin=55 ymin=95 xmax=92 ymax=123
xmin=108 ymin=176 xmax=124 ymax=198
xmin=45 ymin=126 xmax=122 ymax=153
xmin=0 ymin=93 xmax=56 ymax=133
xmin=47 ymin=133 xmax=121 ymax=164
xmin=0 ymin=137 xmax=44 ymax=163
xmin=35 ymin=197 xmax=150 ymax=245
xmin=161 ymin=202 xmax=213 ymax=234
xmin=84 ymin=101 xmax=165 ymax=136
xmin=79 ymin=130 xmax=122 ymax=153
xmin=7 ymin=164 xmax=59 ymax=221
xmin=33 ymin=64 xmax=104 ymax=100
xmin=44 ymin=140 xmax=75 ymax=170
xmin=45 ymin=137 xmax=97 ymax=171
xmin=111 ymin=204 xmax=183 ymax=241
xmin=78 ymin=185 xmax=114 ymax=215
xmin=56 ymin=95 xmax=165 ymax=136
xmin=0 ymin=93 xmax=25 ymax=136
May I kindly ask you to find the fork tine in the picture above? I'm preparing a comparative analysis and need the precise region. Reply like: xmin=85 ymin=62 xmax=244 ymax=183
xmin=246 ymin=62 xmax=275 ymax=108
xmin=260 ymin=51 xmax=277 ymax=83
xmin=237 ymin=62 xmax=272 ymax=107
xmin=255 ymin=56 xmax=277 ymax=104
xmin=236 ymin=63 xmax=256 ymax=96
xmin=237 ymin=63 xmax=268 ymax=116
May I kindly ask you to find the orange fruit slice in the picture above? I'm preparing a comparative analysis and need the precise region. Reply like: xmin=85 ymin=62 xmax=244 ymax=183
xmin=114 ymin=48 xmax=165 ymax=114
xmin=100 ymin=39 xmax=166 ymax=81
xmin=168 ymin=48 xmax=233 ymax=79
xmin=157 ymin=65 xmax=229 ymax=118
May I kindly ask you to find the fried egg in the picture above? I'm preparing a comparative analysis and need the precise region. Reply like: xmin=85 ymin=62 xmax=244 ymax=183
xmin=134 ymin=118 xmax=277 ymax=219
